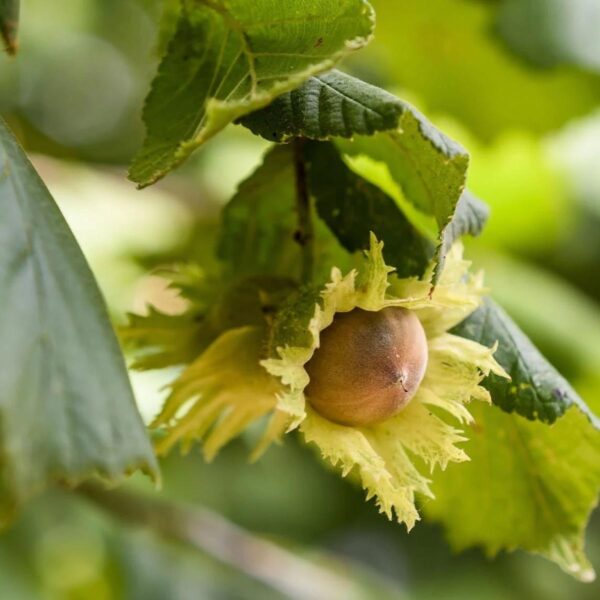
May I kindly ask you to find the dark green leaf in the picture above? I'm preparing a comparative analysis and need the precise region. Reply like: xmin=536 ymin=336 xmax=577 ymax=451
xmin=239 ymin=69 xmax=404 ymax=141
xmin=434 ymin=190 xmax=489 ymax=281
xmin=452 ymin=297 xmax=600 ymax=428
xmin=217 ymin=145 xmax=301 ymax=278
xmin=0 ymin=0 xmax=18 ymax=55
xmin=0 ymin=119 xmax=158 ymax=519
xmin=239 ymin=68 xmax=469 ymax=231
xmin=217 ymin=144 xmax=352 ymax=284
xmin=129 ymin=0 xmax=375 ymax=187
xmin=306 ymin=141 xmax=433 ymax=278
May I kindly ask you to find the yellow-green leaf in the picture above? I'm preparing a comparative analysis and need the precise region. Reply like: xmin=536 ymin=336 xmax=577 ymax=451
xmin=130 ymin=0 xmax=374 ymax=187
xmin=425 ymin=403 xmax=600 ymax=582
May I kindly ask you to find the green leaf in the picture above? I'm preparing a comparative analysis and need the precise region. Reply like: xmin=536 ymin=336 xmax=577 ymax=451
xmin=0 ymin=0 xmax=18 ymax=55
xmin=425 ymin=402 xmax=600 ymax=582
xmin=336 ymin=118 xmax=468 ymax=232
xmin=129 ymin=0 xmax=375 ymax=187
xmin=239 ymin=68 xmax=469 ymax=231
xmin=434 ymin=190 xmax=489 ymax=279
xmin=217 ymin=145 xmax=302 ymax=278
xmin=452 ymin=298 xmax=600 ymax=428
xmin=156 ymin=0 xmax=182 ymax=58
xmin=239 ymin=68 xmax=475 ymax=282
xmin=496 ymin=0 xmax=600 ymax=73
xmin=306 ymin=141 xmax=433 ymax=278
xmin=0 ymin=119 xmax=158 ymax=518
xmin=239 ymin=69 xmax=405 ymax=141
xmin=217 ymin=144 xmax=352 ymax=284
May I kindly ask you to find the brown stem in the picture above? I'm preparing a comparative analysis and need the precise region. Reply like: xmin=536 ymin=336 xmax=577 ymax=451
xmin=292 ymin=138 xmax=314 ymax=284
xmin=77 ymin=483 xmax=360 ymax=600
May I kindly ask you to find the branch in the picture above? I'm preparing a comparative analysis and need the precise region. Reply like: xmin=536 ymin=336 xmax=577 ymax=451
xmin=292 ymin=138 xmax=315 ymax=284
xmin=77 ymin=483 xmax=361 ymax=600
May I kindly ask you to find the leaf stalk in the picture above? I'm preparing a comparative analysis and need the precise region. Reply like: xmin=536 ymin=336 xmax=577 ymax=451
xmin=292 ymin=138 xmax=315 ymax=284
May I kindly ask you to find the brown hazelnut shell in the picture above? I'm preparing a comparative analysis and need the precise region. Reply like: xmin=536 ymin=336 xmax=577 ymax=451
xmin=305 ymin=307 xmax=428 ymax=426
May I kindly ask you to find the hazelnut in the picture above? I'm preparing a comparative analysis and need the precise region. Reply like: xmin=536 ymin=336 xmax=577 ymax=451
xmin=305 ymin=307 xmax=428 ymax=426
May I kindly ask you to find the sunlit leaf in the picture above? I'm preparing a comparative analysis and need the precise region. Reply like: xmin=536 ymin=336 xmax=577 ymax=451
xmin=0 ymin=119 xmax=158 ymax=519
xmin=336 ymin=122 xmax=468 ymax=233
xmin=306 ymin=141 xmax=433 ymax=278
xmin=426 ymin=403 xmax=600 ymax=582
xmin=130 ymin=0 xmax=375 ymax=186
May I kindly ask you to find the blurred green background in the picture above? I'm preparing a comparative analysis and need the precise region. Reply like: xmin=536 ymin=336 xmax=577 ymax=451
xmin=1 ymin=0 xmax=600 ymax=598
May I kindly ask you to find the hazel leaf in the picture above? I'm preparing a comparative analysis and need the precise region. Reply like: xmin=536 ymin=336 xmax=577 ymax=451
xmin=239 ymin=69 xmax=486 ymax=283
xmin=129 ymin=0 xmax=375 ymax=187
xmin=239 ymin=68 xmax=469 ymax=231
xmin=0 ymin=119 xmax=158 ymax=521
xmin=452 ymin=297 xmax=600 ymax=428
xmin=426 ymin=402 xmax=600 ymax=582
xmin=306 ymin=141 xmax=433 ymax=278
xmin=239 ymin=69 xmax=404 ymax=141
xmin=217 ymin=144 xmax=353 ymax=285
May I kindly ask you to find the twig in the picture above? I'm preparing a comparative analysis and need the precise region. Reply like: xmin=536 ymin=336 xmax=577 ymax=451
xmin=292 ymin=138 xmax=314 ymax=284
xmin=77 ymin=483 xmax=361 ymax=600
